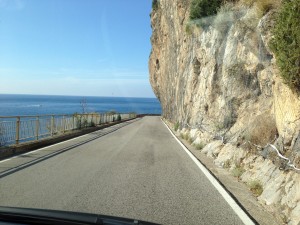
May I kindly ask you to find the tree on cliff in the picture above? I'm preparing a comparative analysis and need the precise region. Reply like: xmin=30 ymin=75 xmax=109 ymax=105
xmin=190 ymin=0 xmax=222 ymax=20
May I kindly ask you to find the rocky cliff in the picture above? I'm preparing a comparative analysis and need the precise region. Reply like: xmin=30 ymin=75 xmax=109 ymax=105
xmin=149 ymin=0 xmax=300 ymax=224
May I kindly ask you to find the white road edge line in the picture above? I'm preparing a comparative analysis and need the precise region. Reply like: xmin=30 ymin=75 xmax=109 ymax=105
xmin=162 ymin=120 xmax=255 ymax=225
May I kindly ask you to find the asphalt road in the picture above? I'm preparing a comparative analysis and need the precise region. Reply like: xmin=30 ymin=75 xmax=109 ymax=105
xmin=0 ymin=117 xmax=245 ymax=225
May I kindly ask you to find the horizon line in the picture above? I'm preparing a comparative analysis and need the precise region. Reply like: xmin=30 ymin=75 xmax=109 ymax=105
xmin=0 ymin=93 xmax=158 ymax=99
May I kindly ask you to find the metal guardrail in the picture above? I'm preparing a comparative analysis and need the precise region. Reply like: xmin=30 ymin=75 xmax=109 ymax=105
xmin=0 ymin=113 xmax=136 ymax=146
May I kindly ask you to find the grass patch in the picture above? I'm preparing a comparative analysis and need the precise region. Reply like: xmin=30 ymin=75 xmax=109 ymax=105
xmin=174 ymin=121 xmax=180 ymax=131
xmin=188 ymin=136 xmax=194 ymax=144
xmin=185 ymin=22 xmax=194 ymax=35
xmin=183 ymin=133 xmax=189 ymax=141
xmin=195 ymin=142 xmax=206 ymax=150
xmin=184 ymin=134 xmax=189 ymax=141
xmin=231 ymin=165 xmax=245 ymax=178
xmin=180 ymin=133 xmax=189 ymax=141
xmin=223 ymin=159 xmax=231 ymax=168
xmin=248 ymin=180 xmax=263 ymax=196
xmin=240 ymin=0 xmax=281 ymax=16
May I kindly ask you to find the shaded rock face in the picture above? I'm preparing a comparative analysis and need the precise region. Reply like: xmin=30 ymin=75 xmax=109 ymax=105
xmin=149 ymin=1 xmax=300 ymax=224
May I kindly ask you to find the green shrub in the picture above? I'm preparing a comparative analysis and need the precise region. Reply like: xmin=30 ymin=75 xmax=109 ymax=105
xmin=190 ymin=0 xmax=222 ymax=20
xmin=174 ymin=121 xmax=180 ymax=131
xmin=213 ymin=2 xmax=236 ymax=34
xmin=82 ymin=119 xmax=88 ymax=128
xmin=188 ymin=136 xmax=194 ymax=144
xmin=152 ymin=0 xmax=159 ymax=10
xmin=184 ymin=134 xmax=189 ymax=140
xmin=241 ymin=0 xmax=281 ymax=16
xmin=185 ymin=22 xmax=194 ymax=35
xmin=270 ymin=0 xmax=300 ymax=93
xmin=231 ymin=166 xmax=245 ymax=178
xmin=223 ymin=113 xmax=237 ymax=129
xmin=180 ymin=133 xmax=189 ymax=140
xmin=117 ymin=114 xmax=122 ymax=121
xmin=248 ymin=180 xmax=263 ymax=196
xmin=195 ymin=142 xmax=205 ymax=150
xmin=223 ymin=159 xmax=231 ymax=168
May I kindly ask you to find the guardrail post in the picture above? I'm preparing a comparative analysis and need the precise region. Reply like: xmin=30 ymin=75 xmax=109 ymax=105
xmin=62 ymin=115 xmax=65 ymax=133
xmin=72 ymin=115 xmax=75 ymax=130
xmin=35 ymin=116 xmax=39 ymax=140
xmin=51 ymin=115 xmax=54 ymax=136
xmin=15 ymin=117 xmax=20 ymax=145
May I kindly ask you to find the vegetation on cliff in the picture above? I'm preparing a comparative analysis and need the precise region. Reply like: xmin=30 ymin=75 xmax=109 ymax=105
xmin=270 ymin=0 xmax=300 ymax=93
xmin=189 ymin=0 xmax=279 ymax=21
xmin=152 ymin=0 xmax=159 ymax=10
xmin=189 ymin=0 xmax=222 ymax=19
xmin=241 ymin=0 xmax=281 ymax=15
xmin=188 ymin=0 xmax=300 ymax=94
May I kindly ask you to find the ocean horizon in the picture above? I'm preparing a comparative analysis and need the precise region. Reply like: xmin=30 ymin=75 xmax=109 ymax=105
xmin=0 ymin=94 xmax=162 ymax=116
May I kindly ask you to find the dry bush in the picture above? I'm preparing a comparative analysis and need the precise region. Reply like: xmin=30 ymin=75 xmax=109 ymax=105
xmin=223 ymin=159 xmax=231 ymax=168
xmin=213 ymin=2 xmax=237 ymax=34
xmin=294 ymin=155 xmax=300 ymax=168
xmin=232 ymin=166 xmax=245 ymax=178
xmin=248 ymin=180 xmax=263 ymax=196
xmin=241 ymin=113 xmax=277 ymax=147
xmin=180 ymin=133 xmax=189 ymax=141
xmin=240 ymin=0 xmax=281 ymax=15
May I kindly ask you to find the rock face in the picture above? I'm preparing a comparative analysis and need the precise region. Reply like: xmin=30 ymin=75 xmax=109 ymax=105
xmin=149 ymin=1 xmax=300 ymax=224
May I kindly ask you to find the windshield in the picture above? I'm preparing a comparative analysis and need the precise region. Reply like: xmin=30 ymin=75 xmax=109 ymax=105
xmin=0 ymin=0 xmax=295 ymax=225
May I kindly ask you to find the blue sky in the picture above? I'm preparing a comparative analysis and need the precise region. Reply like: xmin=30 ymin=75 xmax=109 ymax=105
xmin=0 ymin=0 xmax=155 ymax=97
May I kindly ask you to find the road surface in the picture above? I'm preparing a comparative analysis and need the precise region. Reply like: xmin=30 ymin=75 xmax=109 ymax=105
xmin=0 ymin=117 xmax=246 ymax=225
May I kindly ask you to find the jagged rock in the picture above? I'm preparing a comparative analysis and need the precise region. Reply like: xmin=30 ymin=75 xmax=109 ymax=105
xmin=291 ymin=131 xmax=300 ymax=154
xmin=201 ymin=140 xmax=223 ymax=159
xmin=289 ymin=203 xmax=300 ymax=225
xmin=214 ymin=143 xmax=247 ymax=167
xmin=149 ymin=1 xmax=300 ymax=223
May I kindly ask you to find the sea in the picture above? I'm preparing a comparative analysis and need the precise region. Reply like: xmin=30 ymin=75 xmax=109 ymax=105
xmin=0 ymin=94 xmax=162 ymax=116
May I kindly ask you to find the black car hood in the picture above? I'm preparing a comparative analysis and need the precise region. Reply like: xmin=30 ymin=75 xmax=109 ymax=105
xmin=0 ymin=206 xmax=160 ymax=225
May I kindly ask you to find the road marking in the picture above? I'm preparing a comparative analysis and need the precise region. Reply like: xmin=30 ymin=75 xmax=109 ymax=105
xmin=162 ymin=120 xmax=255 ymax=225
